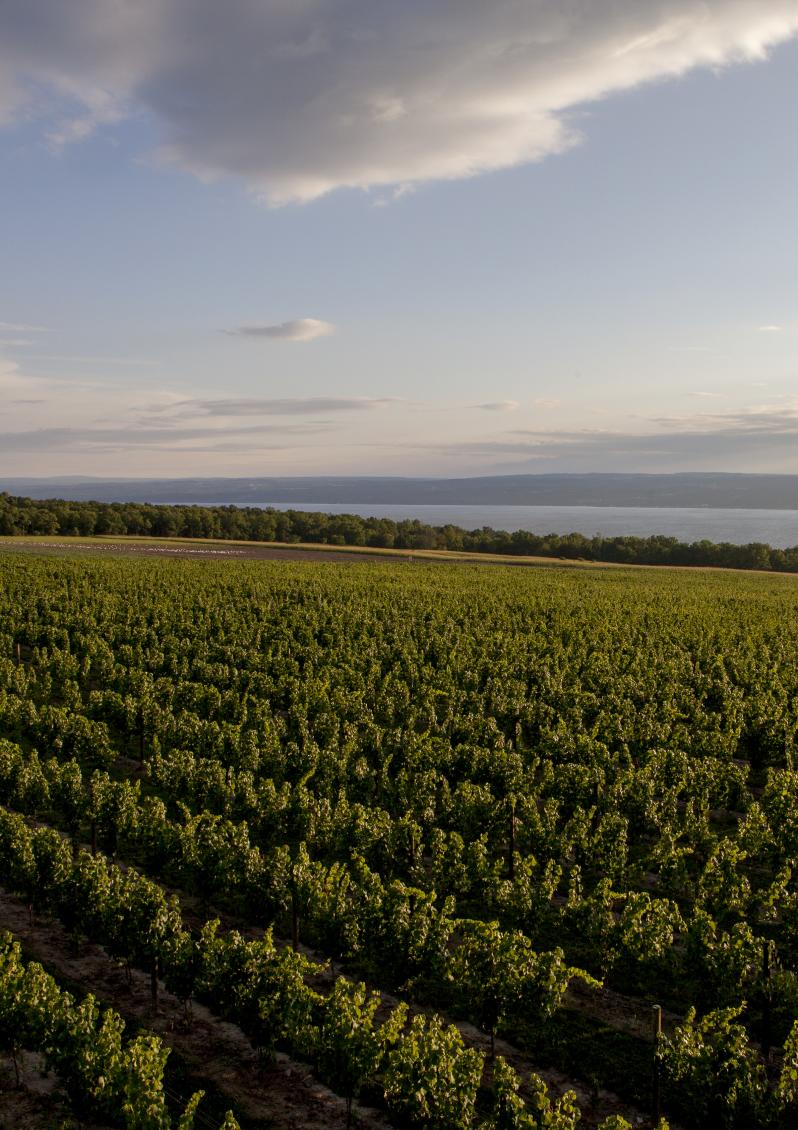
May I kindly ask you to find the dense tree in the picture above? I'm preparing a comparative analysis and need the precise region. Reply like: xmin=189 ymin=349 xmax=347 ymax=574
xmin=3 ymin=491 xmax=798 ymax=572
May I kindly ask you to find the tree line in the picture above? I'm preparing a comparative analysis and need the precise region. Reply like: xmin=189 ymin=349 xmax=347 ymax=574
xmin=1 ymin=491 xmax=797 ymax=572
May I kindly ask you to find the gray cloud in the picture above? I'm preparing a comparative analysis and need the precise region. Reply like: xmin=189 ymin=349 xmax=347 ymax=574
xmin=182 ymin=396 xmax=393 ymax=416
xmin=24 ymin=354 xmax=158 ymax=365
xmin=1 ymin=3 xmax=796 ymax=202
xmin=647 ymin=404 xmax=798 ymax=433
xmin=409 ymin=403 xmax=798 ymax=472
xmin=472 ymin=400 xmax=520 ymax=412
xmin=226 ymin=319 xmax=335 ymax=341
xmin=0 ymin=421 xmax=330 ymax=454
xmin=432 ymin=432 xmax=798 ymax=471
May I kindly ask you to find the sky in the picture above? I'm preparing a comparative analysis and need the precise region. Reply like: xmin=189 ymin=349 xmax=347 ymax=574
xmin=1 ymin=0 xmax=797 ymax=479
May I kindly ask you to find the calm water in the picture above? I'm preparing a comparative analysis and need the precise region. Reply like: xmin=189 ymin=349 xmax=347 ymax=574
xmin=202 ymin=502 xmax=798 ymax=549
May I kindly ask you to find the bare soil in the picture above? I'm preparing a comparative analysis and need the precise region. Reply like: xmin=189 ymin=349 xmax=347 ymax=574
xmin=0 ymin=883 xmax=663 ymax=1130
xmin=5 ymin=534 xmax=797 ymax=580
xmin=0 ymin=540 xmax=410 ymax=565
xmin=0 ymin=1051 xmax=100 ymax=1130
xmin=0 ymin=890 xmax=392 ymax=1130
xmin=564 ymin=976 xmax=682 ymax=1041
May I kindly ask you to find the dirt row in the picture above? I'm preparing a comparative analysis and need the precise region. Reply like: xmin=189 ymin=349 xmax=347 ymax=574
xmin=0 ymin=888 xmax=393 ymax=1130
xmin=1 ymin=539 xmax=414 ymax=565
xmin=0 ymin=1051 xmax=86 ymax=1129
xmin=1 ymin=776 xmax=675 ymax=1128
xmin=0 ymin=876 xmax=662 ymax=1130
xmin=0 ymin=537 xmax=583 ymax=571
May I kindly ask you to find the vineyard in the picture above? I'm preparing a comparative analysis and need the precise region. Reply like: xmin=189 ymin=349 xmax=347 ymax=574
xmin=2 ymin=547 xmax=798 ymax=1128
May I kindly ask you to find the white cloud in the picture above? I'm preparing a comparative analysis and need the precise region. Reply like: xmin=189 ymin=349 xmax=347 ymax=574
xmin=0 ymin=2 xmax=796 ymax=203
xmin=473 ymin=400 xmax=520 ymax=412
xmin=0 ymin=321 xmax=50 ymax=332
xmin=758 ymin=324 xmax=783 ymax=332
xmin=226 ymin=319 xmax=336 ymax=342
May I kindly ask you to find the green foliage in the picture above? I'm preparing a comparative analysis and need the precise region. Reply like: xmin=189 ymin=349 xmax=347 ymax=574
xmin=5 ymin=549 xmax=798 ymax=1127
xmin=384 ymin=1013 xmax=483 ymax=1128
xmin=484 ymin=1056 xmax=529 ymax=1129
xmin=526 ymin=1073 xmax=581 ymax=1129
xmin=658 ymin=1005 xmax=771 ymax=1129
xmin=316 ymin=979 xmax=407 ymax=1115
xmin=194 ymin=920 xmax=321 ymax=1056
xmin=777 ymin=1019 xmax=798 ymax=1106
xmin=452 ymin=920 xmax=596 ymax=1042
xmin=0 ymin=931 xmax=212 ymax=1128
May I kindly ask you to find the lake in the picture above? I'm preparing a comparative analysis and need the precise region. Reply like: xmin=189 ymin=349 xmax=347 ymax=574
xmin=199 ymin=502 xmax=798 ymax=549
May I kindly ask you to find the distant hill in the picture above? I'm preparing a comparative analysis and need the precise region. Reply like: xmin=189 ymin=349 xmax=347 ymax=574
xmin=2 ymin=473 xmax=798 ymax=509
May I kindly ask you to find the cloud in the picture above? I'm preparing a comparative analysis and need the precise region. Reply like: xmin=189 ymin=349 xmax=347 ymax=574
xmin=0 ymin=354 xmax=331 ymax=446
xmin=0 ymin=355 xmax=394 ymax=467
xmin=470 ymin=398 xmax=558 ymax=411
xmin=178 ymin=396 xmax=392 ymax=417
xmin=758 ymin=324 xmax=783 ymax=332
xmin=0 ymin=355 xmax=18 ymax=371
xmin=472 ymin=400 xmax=520 ymax=412
xmin=25 ymin=354 xmax=157 ymax=365
xmin=648 ymin=402 xmax=798 ymax=433
xmin=0 ymin=421 xmax=330 ymax=455
xmin=404 ymin=401 xmax=798 ymax=472
xmin=226 ymin=319 xmax=336 ymax=341
xmin=1 ymin=2 xmax=796 ymax=203
xmin=0 ymin=321 xmax=49 ymax=332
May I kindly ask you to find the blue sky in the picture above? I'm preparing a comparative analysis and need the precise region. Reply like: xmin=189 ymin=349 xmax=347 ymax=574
xmin=1 ymin=1 xmax=797 ymax=478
